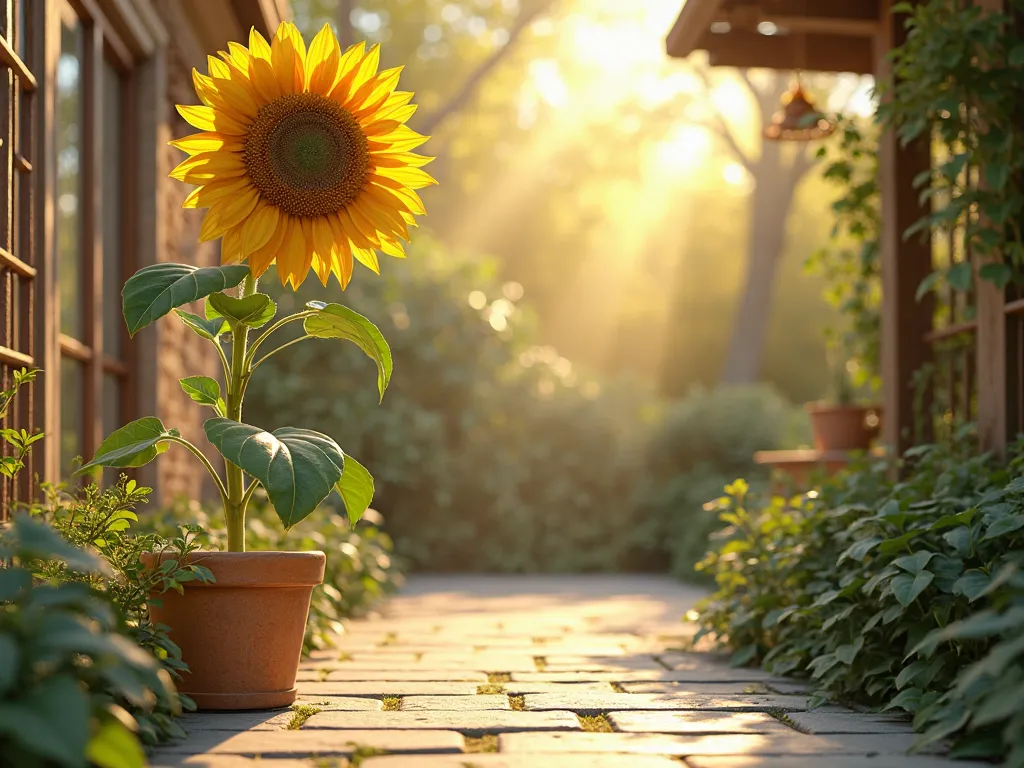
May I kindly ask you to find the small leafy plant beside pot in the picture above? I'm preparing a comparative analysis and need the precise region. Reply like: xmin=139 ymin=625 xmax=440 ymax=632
xmin=78 ymin=22 xmax=435 ymax=710
xmin=805 ymin=343 xmax=881 ymax=452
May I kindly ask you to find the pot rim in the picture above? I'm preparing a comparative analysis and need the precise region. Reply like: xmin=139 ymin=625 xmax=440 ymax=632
xmin=805 ymin=402 xmax=883 ymax=416
xmin=141 ymin=549 xmax=326 ymax=588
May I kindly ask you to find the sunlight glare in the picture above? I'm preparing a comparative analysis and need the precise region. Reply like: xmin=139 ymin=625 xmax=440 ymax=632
xmin=653 ymin=124 xmax=712 ymax=174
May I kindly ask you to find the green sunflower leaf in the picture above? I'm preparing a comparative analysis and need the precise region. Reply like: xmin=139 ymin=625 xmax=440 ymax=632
xmin=335 ymin=454 xmax=374 ymax=525
xmin=204 ymin=417 xmax=344 ymax=528
xmin=179 ymin=376 xmax=225 ymax=414
xmin=304 ymin=301 xmax=392 ymax=401
xmin=76 ymin=417 xmax=179 ymax=475
xmin=207 ymin=292 xmax=277 ymax=329
xmin=174 ymin=309 xmax=228 ymax=341
xmin=122 ymin=263 xmax=250 ymax=337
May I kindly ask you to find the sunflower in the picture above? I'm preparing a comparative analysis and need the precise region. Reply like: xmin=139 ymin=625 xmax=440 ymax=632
xmin=169 ymin=22 xmax=436 ymax=289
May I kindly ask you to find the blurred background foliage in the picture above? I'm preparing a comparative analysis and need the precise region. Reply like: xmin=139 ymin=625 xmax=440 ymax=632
xmin=239 ymin=0 xmax=876 ymax=572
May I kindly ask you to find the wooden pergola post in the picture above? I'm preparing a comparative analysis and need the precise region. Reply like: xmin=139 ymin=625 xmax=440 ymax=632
xmin=877 ymin=0 xmax=934 ymax=455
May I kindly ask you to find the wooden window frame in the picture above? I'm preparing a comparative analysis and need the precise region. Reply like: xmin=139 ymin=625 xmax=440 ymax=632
xmin=50 ymin=0 xmax=137 ymax=482
xmin=0 ymin=0 xmax=40 ymax=519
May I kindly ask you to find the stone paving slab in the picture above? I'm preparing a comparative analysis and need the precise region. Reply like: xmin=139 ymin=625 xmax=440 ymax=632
xmin=151 ymin=729 xmax=464 ymax=758
xmin=167 ymin=575 xmax=975 ymax=768
xmin=684 ymin=757 xmax=993 ymax=768
xmin=301 ymin=710 xmax=581 ymax=735
xmin=608 ymin=711 xmax=793 ymax=734
xmin=521 ymin=691 xmax=814 ymax=713
xmin=296 ymin=682 xmax=480 ymax=697
xmin=151 ymin=757 xmax=320 ymax=768
xmin=787 ymin=711 xmax=916 ymax=734
xmin=360 ymin=754 xmax=685 ymax=767
xmin=402 ymin=695 xmax=511 ymax=711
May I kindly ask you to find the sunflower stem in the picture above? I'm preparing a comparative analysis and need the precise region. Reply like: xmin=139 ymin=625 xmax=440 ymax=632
xmin=224 ymin=272 xmax=258 ymax=551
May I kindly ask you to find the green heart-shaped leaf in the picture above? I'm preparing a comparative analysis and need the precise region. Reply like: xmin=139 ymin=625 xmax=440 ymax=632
xmin=335 ymin=454 xmax=374 ymax=525
xmin=304 ymin=302 xmax=392 ymax=401
xmin=204 ymin=417 xmax=344 ymax=528
xmin=76 ymin=417 xmax=179 ymax=474
xmin=207 ymin=292 xmax=277 ymax=329
xmin=122 ymin=263 xmax=249 ymax=336
xmin=174 ymin=309 xmax=228 ymax=341
xmin=179 ymin=376 xmax=224 ymax=413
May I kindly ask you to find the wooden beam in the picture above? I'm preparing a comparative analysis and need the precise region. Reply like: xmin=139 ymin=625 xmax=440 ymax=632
xmin=975 ymin=0 xmax=1009 ymax=455
xmin=719 ymin=0 xmax=881 ymax=23
xmin=666 ymin=0 xmax=723 ymax=58
xmin=700 ymin=30 xmax=875 ymax=74
xmin=877 ymin=0 xmax=933 ymax=454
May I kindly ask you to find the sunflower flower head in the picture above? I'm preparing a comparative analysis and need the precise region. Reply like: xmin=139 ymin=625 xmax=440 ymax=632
xmin=170 ymin=22 xmax=436 ymax=289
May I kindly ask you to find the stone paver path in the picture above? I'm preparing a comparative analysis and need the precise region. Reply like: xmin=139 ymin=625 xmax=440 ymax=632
xmin=150 ymin=575 xmax=986 ymax=768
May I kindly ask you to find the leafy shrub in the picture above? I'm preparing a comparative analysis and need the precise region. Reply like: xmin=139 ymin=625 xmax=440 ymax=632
xmin=30 ymin=478 xmax=211 ymax=746
xmin=246 ymin=242 xmax=807 ymax=573
xmin=151 ymin=495 xmax=403 ymax=653
xmin=695 ymin=430 xmax=1024 ymax=763
xmin=0 ymin=514 xmax=172 ymax=768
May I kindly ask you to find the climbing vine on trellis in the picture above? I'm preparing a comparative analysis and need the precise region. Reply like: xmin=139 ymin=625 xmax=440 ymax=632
xmin=879 ymin=0 xmax=1024 ymax=296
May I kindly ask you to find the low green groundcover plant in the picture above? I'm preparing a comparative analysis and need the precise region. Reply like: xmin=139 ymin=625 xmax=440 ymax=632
xmin=695 ymin=429 xmax=1024 ymax=764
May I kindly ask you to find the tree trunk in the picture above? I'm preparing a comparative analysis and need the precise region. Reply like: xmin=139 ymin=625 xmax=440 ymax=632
xmin=337 ymin=0 xmax=355 ymax=49
xmin=719 ymin=143 xmax=797 ymax=384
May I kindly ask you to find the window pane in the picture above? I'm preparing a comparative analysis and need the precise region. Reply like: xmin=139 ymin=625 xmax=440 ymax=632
xmin=102 ymin=63 xmax=123 ymax=359
xmin=60 ymin=357 xmax=84 ymax=477
xmin=102 ymin=373 xmax=121 ymax=435
xmin=57 ymin=16 xmax=83 ymax=339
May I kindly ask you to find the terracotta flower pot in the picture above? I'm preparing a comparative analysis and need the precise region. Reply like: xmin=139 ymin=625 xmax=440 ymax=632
xmin=805 ymin=403 xmax=882 ymax=452
xmin=142 ymin=550 xmax=326 ymax=711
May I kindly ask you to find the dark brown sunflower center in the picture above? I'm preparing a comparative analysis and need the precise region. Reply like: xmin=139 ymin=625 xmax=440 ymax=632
xmin=244 ymin=93 xmax=369 ymax=218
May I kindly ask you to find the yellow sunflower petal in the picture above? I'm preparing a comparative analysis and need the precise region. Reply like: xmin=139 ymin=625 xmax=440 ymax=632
xmin=201 ymin=187 xmax=259 ymax=241
xmin=176 ymin=104 xmax=248 ymax=135
xmin=311 ymin=216 xmax=339 ymax=285
xmin=367 ymin=125 xmax=429 ymax=152
xmin=170 ymin=131 xmax=243 ymax=155
xmin=271 ymin=21 xmax=306 ymax=95
xmin=169 ymin=151 xmax=246 ymax=183
xmin=249 ymin=27 xmax=272 ymax=61
xmin=338 ymin=205 xmax=380 ymax=249
xmin=221 ymin=222 xmax=245 ymax=264
xmin=347 ymin=66 xmax=403 ymax=116
xmin=326 ymin=215 xmax=355 ymax=288
xmin=331 ymin=43 xmax=379 ymax=105
xmin=370 ymin=151 xmax=433 ymax=169
xmin=306 ymin=23 xmax=341 ymax=95
xmin=181 ymin=177 xmax=253 ymax=209
xmin=207 ymin=55 xmax=231 ymax=80
xmin=250 ymin=214 xmax=290 ymax=278
xmin=374 ymin=165 xmax=438 ymax=190
xmin=364 ymin=181 xmax=423 ymax=216
xmin=352 ymin=196 xmax=408 ymax=241
xmin=351 ymin=243 xmax=381 ymax=274
xmin=276 ymin=216 xmax=307 ymax=287
xmin=329 ymin=41 xmax=366 ymax=101
xmin=378 ymin=235 xmax=406 ymax=259
xmin=241 ymin=202 xmax=281 ymax=256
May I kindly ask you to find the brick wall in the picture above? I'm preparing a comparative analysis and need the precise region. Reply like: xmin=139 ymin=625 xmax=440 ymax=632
xmin=153 ymin=41 xmax=225 ymax=506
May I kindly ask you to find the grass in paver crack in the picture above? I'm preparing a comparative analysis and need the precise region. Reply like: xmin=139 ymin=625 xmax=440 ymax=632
xmin=287 ymin=703 xmax=321 ymax=729
xmin=337 ymin=652 xmax=353 ymax=662
xmin=651 ymin=654 xmax=672 ymax=671
xmin=464 ymin=734 xmax=499 ymax=753
xmin=578 ymin=713 xmax=614 ymax=732
xmin=487 ymin=672 xmax=511 ymax=683
xmin=533 ymin=656 xmax=548 ymax=671
xmin=531 ymin=636 xmax=547 ymax=645
xmin=382 ymin=695 xmax=403 ymax=711
xmin=767 ymin=707 xmax=810 ymax=733
xmin=311 ymin=759 xmax=348 ymax=768
xmin=413 ymin=651 xmax=424 ymax=662
xmin=508 ymin=695 xmax=525 ymax=711
xmin=477 ymin=683 xmax=506 ymax=695
xmin=317 ymin=667 xmax=331 ymax=681
xmin=609 ymin=682 xmax=627 ymax=693
xmin=744 ymin=684 xmax=768 ymax=694
xmin=346 ymin=745 xmax=389 ymax=767
xmin=378 ymin=631 xmax=398 ymax=647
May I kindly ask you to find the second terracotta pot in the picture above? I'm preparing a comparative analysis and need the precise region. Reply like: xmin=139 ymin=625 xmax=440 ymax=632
xmin=143 ymin=550 xmax=326 ymax=710
xmin=806 ymin=403 xmax=882 ymax=452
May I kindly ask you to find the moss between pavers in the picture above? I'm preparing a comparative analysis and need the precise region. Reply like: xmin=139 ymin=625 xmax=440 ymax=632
xmin=464 ymin=734 xmax=499 ymax=752
xmin=378 ymin=632 xmax=398 ymax=647
xmin=650 ymin=655 xmax=673 ymax=671
xmin=347 ymin=744 xmax=389 ymax=767
xmin=532 ymin=656 xmax=548 ymax=671
xmin=609 ymin=682 xmax=626 ymax=693
xmin=487 ymin=672 xmax=511 ymax=683
xmin=767 ymin=707 xmax=811 ymax=733
xmin=287 ymin=703 xmax=321 ymax=729
xmin=508 ymin=695 xmax=525 ymax=711
xmin=476 ymin=683 xmax=506 ymax=695
xmin=577 ymin=713 xmax=614 ymax=732
xmin=382 ymin=695 xmax=403 ymax=711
